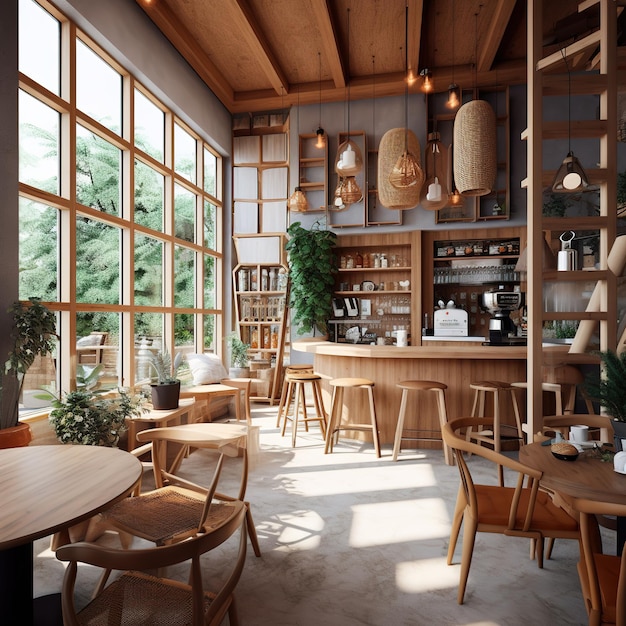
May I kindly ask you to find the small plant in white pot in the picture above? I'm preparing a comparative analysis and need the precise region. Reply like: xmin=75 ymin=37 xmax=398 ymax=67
xmin=226 ymin=333 xmax=250 ymax=378
xmin=147 ymin=350 xmax=184 ymax=410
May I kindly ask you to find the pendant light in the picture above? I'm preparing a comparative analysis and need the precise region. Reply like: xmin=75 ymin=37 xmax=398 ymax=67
xmin=315 ymin=52 xmax=325 ymax=149
xmin=446 ymin=0 xmax=460 ymax=110
xmin=453 ymin=9 xmax=496 ymax=197
xmin=552 ymin=47 xmax=590 ymax=193
xmin=420 ymin=69 xmax=433 ymax=93
xmin=446 ymin=142 xmax=464 ymax=208
xmin=288 ymin=84 xmax=310 ymax=213
xmin=420 ymin=131 xmax=450 ymax=210
xmin=335 ymin=7 xmax=363 ymax=202
xmin=389 ymin=2 xmax=424 ymax=190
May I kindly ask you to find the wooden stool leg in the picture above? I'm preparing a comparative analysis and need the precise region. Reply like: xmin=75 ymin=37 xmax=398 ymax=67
xmin=436 ymin=389 xmax=454 ymax=466
xmin=367 ymin=386 xmax=381 ymax=458
xmin=280 ymin=380 xmax=295 ymax=436
xmin=493 ymin=389 xmax=505 ymax=486
xmin=312 ymin=380 xmax=327 ymax=438
xmin=392 ymin=388 xmax=409 ymax=461
xmin=325 ymin=386 xmax=342 ymax=454
xmin=276 ymin=377 xmax=289 ymax=427
xmin=292 ymin=382 xmax=304 ymax=448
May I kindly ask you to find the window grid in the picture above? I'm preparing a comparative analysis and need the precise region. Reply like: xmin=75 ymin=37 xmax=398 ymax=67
xmin=18 ymin=0 xmax=223 ymax=394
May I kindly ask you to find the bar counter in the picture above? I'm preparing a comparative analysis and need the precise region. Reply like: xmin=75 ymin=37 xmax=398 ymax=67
xmin=292 ymin=339 xmax=591 ymax=451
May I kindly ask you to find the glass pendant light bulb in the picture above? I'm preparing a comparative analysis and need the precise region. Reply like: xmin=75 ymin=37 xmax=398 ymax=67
xmin=447 ymin=84 xmax=461 ymax=109
xmin=288 ymin=187 xmax=310 ymax=213
xmin=315 ymin=127 xmax=326 ymax=149
xmin=420 ymin=133 xmax=449 ymax=210
xmin=335 ymin=139 xmax=363 ymax=177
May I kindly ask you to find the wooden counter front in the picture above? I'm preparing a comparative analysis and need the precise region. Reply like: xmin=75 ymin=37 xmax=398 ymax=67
xmin=292 ymin=341 xmax=591 ymax=451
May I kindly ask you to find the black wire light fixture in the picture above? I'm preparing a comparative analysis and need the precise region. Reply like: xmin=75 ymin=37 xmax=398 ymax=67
xmin=552 ymin=47 xmax=590 ymax=193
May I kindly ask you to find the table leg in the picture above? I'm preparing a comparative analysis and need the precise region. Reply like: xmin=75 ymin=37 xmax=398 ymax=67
xmin=618 ymin=516 xmax=626 ymax=555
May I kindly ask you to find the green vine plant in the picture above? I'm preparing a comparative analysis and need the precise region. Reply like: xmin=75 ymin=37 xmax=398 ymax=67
xmin=286 ymin=220 xmax=338 ymax=336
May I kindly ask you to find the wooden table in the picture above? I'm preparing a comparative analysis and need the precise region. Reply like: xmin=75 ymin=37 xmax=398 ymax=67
xmin=180 ymin=384 xmax=245 ymax=423
xmin=0 ymin=445 xmax=142 ymax=625
xmin=520 ymin=441 xmax=626 ymax=548
xmin=125 ymin=397 xmax=196 ymax=453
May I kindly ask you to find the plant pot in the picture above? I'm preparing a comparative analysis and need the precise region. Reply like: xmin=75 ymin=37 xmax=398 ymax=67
xmin=151 ymin=381 xmax=181 ymax=410
xmin=0 ymin=422 xmax=33 ymax=449
xmin=612 ymin=420 xmax=626 ymax=452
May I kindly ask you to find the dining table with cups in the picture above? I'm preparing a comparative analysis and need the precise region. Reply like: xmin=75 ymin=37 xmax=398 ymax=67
xmin=519 ymin=423 xmax=626 ymax=551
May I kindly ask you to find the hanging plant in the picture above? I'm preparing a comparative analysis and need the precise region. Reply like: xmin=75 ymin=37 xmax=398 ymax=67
xmin=286 ymin=221 xmax=337 ymax=336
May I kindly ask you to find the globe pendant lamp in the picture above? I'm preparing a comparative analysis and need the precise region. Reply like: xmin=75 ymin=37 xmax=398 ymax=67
xmin=334 ymin=8 xmax=363 ymax=201
xmin=389 ymin=2 xmax=423 ymax=190
xmin=420 ymin=132 xmax=450 ymax=210
xmin=552 ymin=48 xmax=590 ymax=193
xmin=315 ymin=52 xmax=325 ymax=149
xmin=288 ymin=84 xmax=310 ymax=212
xmin=341 ymin=176 xmax=363 ymax=205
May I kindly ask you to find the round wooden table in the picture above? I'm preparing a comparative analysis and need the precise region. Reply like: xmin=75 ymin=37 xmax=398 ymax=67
xmin=519 ymin=442 xmax=626 ymax=507
xmin=0 ymin=445 xmax=142 ymax=625
xmin=520 ymin=441 xmax=626 ymax=551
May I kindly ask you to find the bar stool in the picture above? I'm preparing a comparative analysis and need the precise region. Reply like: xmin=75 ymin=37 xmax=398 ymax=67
xmin=324 ymin=377 xmax=380 ymax=457
xmin=392 ymin=380 xmax=453 ymax=465
xmin=512 ymin=364 xmax=595 ymax=439
xmin=275 ymin=364 xmax=314 ymax=427
xmin=469 ymin=380 xmax=524 ymax=485
xmin=279 ymin=372 xmax=327 ymax=447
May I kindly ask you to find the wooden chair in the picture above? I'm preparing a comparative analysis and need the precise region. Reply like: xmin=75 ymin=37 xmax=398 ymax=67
xmin=76 ymin=331 xmax=108 ymax=365
xmin=442 ymin=416 xmax=580 ymax=604
xmin=539 ymin=414 xmax=614 ymax=445
xmin=57 ymin=502 xmax=247 ymax=626
xmin=570 ymin=498 xmax=626 ymax=626
xmin=97 ymin=423 xmax=261 ymax=557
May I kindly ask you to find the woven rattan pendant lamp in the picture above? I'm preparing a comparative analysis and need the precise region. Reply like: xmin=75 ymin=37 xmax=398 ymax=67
xmin=388 ymin=2 xmax=423 ymax=190
xmin=453 ymin=10 xmax=496 ymax=197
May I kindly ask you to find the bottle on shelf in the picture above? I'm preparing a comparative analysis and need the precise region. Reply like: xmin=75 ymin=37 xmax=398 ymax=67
xmin=269 ymin=267 xmax=277 ymax=291
xmin=356 ymin=252 xmax=363 ymax=268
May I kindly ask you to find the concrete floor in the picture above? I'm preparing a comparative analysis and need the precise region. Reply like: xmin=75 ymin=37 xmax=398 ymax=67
xmin=34 ymin=401 xmax=599 ymax=625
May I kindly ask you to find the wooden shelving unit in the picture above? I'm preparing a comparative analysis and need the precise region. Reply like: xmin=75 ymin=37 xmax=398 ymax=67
xmin=524 ymin=0 xmax=618 ymax=438
xmin=297 ymin=133 xmax=327 ymax=213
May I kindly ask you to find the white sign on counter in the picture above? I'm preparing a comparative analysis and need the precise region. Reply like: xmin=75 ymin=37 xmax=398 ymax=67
xmin=433 ymin=308 xmax=469 ymax=336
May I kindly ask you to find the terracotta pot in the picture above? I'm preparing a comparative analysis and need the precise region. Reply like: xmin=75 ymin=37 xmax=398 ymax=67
xmin=0 ymin=422 xmax=33 ymax=449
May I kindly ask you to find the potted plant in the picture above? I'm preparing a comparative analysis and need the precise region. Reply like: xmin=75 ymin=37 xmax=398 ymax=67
xmin=48 ymin=387 xmax=145 ymax=447
xmin=226 ymin=333 xmax=250 ymax=378
xmin=584 ymin=350 xmax=626 ymax=451
xmin=147 ymin=350 xmax=184 ymax=410
xmin=0 ymin=297 xmax=57 ymax=447
xmin=285 ymin=220 xmax=337 ymax=337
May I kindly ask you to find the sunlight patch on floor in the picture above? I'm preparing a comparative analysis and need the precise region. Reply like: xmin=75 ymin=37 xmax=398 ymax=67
xmin=396 ymin=556 xmax=457 ymax=592
xmin=349 ymin=498 xmax=450 ymax=547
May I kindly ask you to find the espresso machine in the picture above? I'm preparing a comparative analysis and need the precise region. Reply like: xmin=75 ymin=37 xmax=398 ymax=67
xmin=482 ymin=288 xmax=525 ymax=345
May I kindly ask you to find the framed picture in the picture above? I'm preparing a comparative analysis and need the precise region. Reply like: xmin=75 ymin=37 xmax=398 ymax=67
xmin=435 ymin=197 xmax=477 ymax=223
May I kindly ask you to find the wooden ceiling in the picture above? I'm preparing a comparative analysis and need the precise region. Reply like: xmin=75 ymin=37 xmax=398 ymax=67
xmin=135 ymin=0 xmax=620 ymax=114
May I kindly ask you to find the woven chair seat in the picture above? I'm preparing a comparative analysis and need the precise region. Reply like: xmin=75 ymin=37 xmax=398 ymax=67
xmin=101 ymin=487 xmax=238 ymax=545
xmin=77 ymin=571 xmax=210 ymax=625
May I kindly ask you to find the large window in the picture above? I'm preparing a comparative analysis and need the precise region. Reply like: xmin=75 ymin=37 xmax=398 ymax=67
xmin=18 ymin=0 xmax=223 ymax=398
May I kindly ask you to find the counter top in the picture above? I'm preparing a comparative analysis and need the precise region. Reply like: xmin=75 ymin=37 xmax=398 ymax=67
xmin=293 ymin=339 xmax=599 ymax=365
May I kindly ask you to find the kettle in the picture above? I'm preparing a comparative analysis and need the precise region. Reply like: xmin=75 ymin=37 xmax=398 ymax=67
xmin=557 ymin=231 xmax=577 ymax=271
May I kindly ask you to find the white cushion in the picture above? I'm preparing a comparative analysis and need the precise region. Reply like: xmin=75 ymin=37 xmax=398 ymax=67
xmin=186 ymin=353 xmax=228 ymax=385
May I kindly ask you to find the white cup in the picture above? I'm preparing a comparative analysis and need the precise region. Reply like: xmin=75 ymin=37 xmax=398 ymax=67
xmin=570 ymin=424 xmax=589 ymax=443
xmin=396 ymin=329 xmax=408 ymax=347
xmin=614 ymin=451 xmax=626 ymax=473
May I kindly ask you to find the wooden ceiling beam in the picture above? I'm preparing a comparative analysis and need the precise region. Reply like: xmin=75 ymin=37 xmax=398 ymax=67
xmin=134 ymin=0 xmax=234 ymax=109
xmin=229 ymin=0 xmax=289 ymax=96
xmin=309 ymin=0 xmax=345 ymax=90
xmin=478 ymin=0 xmax=516 ymax=72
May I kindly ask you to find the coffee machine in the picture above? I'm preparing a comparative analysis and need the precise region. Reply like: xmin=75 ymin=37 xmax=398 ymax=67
xmin=482 ymin=288 xmax=525 ymax=345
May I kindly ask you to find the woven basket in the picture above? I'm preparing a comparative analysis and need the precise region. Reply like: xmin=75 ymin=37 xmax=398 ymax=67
xmin=377 ymin=128 xmax=423 ymax=210
xmin=453 ymin=100 xmax=497 ymax=197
